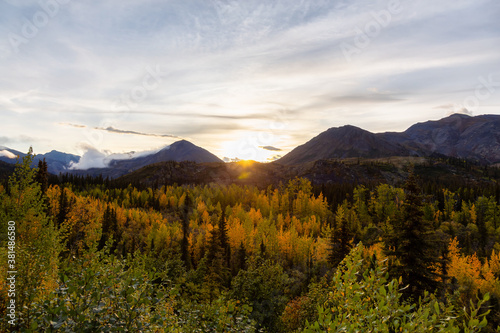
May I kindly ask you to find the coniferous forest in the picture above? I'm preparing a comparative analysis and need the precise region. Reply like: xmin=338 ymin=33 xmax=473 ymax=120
xmin=1 ymin=151 xmax=500 ymax=332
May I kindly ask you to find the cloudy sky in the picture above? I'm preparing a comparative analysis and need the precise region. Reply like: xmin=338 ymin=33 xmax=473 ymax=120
xmin=1 ymin=0 xmax=499 ymax=162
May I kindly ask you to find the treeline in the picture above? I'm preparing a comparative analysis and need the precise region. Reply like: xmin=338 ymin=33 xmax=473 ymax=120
xmin=0 ymin=151 xmax=499 ymax=331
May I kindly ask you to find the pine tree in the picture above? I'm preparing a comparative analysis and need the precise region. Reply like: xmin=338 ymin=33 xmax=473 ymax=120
xmin=97 ymin=204 xmax=118 ymax=253
xmin=180 ymin=191 xmax=191 ymax=269
xmin=384 ymin=170 xmax=441 ymax=300
xmin=57 ymin=185 xmax=70 ymax=227
xmin=236 ymin=241 xmax=247 ymax=272
xmin=218 ymin=207 xmax=230 ymax=268
xmin=205 ymin=225 xmax=231 ymax=290
xmin=260 ymin=239 xmax=267 ymax=258
xmin=36 ymin=158 xmax=48 ymax=196
xmin=328 ymin=204 xmax=352 ymax=268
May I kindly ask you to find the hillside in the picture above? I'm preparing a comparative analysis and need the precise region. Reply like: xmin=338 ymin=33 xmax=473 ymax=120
xmin=277 ymin=125 xmax=408 ymax=165
xmin=278 ymin=114 xmax=500 ymax=165
xmin=66 ymin=140 xmax=223 ymax=178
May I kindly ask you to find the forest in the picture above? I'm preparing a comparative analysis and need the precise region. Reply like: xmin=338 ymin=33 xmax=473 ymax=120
xmin=1 ymin=150 xmax=500 ymax=332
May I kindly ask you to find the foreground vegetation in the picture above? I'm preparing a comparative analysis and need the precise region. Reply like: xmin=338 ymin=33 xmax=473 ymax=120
xmin=1 ymin=151 xmax=499 ymax=331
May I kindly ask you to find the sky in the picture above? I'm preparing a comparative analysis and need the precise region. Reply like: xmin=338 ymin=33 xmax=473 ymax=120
xmin=1 ymin=0 xmax=499 ymax=163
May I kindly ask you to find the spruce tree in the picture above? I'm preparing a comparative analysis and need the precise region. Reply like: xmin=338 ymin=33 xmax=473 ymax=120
xmin=99 ymin=205 xmax=116 ymax=251
xmin=57 ymin=185 xmax=69 ymax=227
xmin=384 ymin=170 xmax=440 ymax=300
xmin=180 ymin=191 xmax=191 ymax=269
xmin=328 ymin=204 xmax=352 ymax=268
xmin=36 ymin=158 xmax=48 ymax=196
xmin=205 ymin=225 xmax=231 ymax=289
xmin=236 ymin=241 xmax=247 ymax=271
xmin=218 ymin=207 xmax=230 ymax=267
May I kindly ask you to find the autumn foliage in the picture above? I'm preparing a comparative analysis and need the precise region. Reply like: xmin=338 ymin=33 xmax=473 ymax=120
xmin=1 ymin=152 xmax=500 ymax=331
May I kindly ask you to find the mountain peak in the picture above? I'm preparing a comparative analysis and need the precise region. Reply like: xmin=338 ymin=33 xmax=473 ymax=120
xmin=171 ymin=140 xmax=195 ymax=148
xmin=326 ymin=124 xmax=365 ymax=132
xmin=278 ymin=123 xmax=405 ymax=165
xmin=446 ymin=113 xmax=472 ymax=119
xmin=278 ymin=114 xmax=500 ymax=165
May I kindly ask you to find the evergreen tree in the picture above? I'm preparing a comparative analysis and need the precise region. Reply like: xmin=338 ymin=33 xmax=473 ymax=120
xmin=384 ymin=170 xmax=441 ymax=300
xmin=259 ymin=239 xmax=267 ymax=258
xmin=328 ymin=204 xmax=352 ymax=268
xmin=205 ymin=225 xmax=231 ymax=291
xmin=98 ymin=205 xmax=117 ymax=251
xmin=218 ymin=207 xmax=230 ymax=268
xmin=180 ymin=191 xmax=191 ymax=269
xmin=36 ymin=158 xmax=48 ymax=196
xmin=203 ymin=204 xmax=232 ymax=288
xmin=236 ymin=241 xmax=247 ymax=272
xmin=57 ymin=185 xmax=70 ymax=227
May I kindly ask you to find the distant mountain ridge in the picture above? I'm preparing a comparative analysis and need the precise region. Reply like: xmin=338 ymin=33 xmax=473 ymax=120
xmin=2 ymin=114 xmax=499 ymax=178
xmin=0 ymin=140 xmax=223 ymax=176
xmin=0 ymin=148 xmax=80 ymax=174
xmin=277 ymin=114 xmax=500 ymax=165
xmin=276 ymin=125 xmax=407 ymax=165
xmin=103 ymin=140 xmax=223 ymax=176
xmin=67 ymin=140 xmax=223 ymax=178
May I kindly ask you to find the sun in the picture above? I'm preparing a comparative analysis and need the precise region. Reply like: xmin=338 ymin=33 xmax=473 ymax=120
xmin=219 ymin=140 xmax=276 ymax=163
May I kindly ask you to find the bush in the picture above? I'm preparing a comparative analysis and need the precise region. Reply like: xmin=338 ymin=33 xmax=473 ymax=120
xmin=303 ymin=244 xmax=490 ymax=332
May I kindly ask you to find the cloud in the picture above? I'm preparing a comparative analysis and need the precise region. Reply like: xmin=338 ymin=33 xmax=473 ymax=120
xmin=69 ymin=146 xmax=108 ymax=170
xmin=435 ymin=104 xmax=473 ymax=116
xmin=106 ymin=147 xmax=165 ymax=161
xmin=1 ymin=0 xmax=500 ymax=161
xmin=267 ymin=155 xmax=282 ymax=161
xmin=0 ymin=150 xmax=17 ymax=159
xmin=69 ymin=144 xmax=165 ymax=170
xmin=0 ymin=135 xmax=38 ymax=146
xmin=0 ymin=137 xmax=11 ymax=145
xmin=95 ymin=126 xmax=180 ymax=139
xmin=260 ymin=145 xmax=282 ymax=151
xmin=223 ymin=157 xmax=242 ymax=163
xmin=59 ymin=122 xmax=87 ymax=128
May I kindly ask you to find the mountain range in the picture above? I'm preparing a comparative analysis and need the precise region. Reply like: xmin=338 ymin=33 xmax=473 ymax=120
xmin=0 ymin=140 xmax=222 ymax=177
xmin=0 ymin=147 xmax=80 ymax=174
xmin=278 ymin=114 xmax=500 ymax=165
xmin=69 ymin=140 xmax=223 ymax=179
xmin=1 ymin=114 xmax=499 ymax=179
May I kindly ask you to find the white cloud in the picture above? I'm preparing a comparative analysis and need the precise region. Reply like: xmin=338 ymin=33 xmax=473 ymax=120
xmin=435 ymin=104 xmax=474 ymax=117
xmin=69 ymin=144 xmax=164 ymax=170
xmin=0 ymin=150 xmax=17 ymax=159
xmin=69 ymin=146 xmax=108 ymax=170
xmin=1 ymin=0 xmax=499 ymax=161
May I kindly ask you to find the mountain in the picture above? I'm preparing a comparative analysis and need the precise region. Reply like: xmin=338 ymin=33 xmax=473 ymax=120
xmin=277 ymin=114 xmax=500 ymax=165
xmin=0 ymin=147 xmax=80 ymax=174
xmin=277 ymin=125 xmax=409 ymax=165
xmin=0 ymin=147 xmax=25 ymax=163
xmin=38 ymin=150 xmax=81 ymax=174
xmin=0 ymin=140 xmax=221 ymax=178
xmin=131 ymin=140 xmax=223 ymax=165
xmin=70 ymin=140 xmax=224 ymax=178
xmin=388 ymin=114 xmax=500 ymax=163
xmin=0 ymin=160 xmax=16 ymax=182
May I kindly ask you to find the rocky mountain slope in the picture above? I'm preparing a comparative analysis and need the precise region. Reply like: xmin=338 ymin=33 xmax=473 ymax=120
xmin=0 ymin=147 xmax=80 ymax=174
xmin=69 ymin=140 xmax=223 ymax=178
xmin=277 ymin=114 xmax=500 ymax=165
